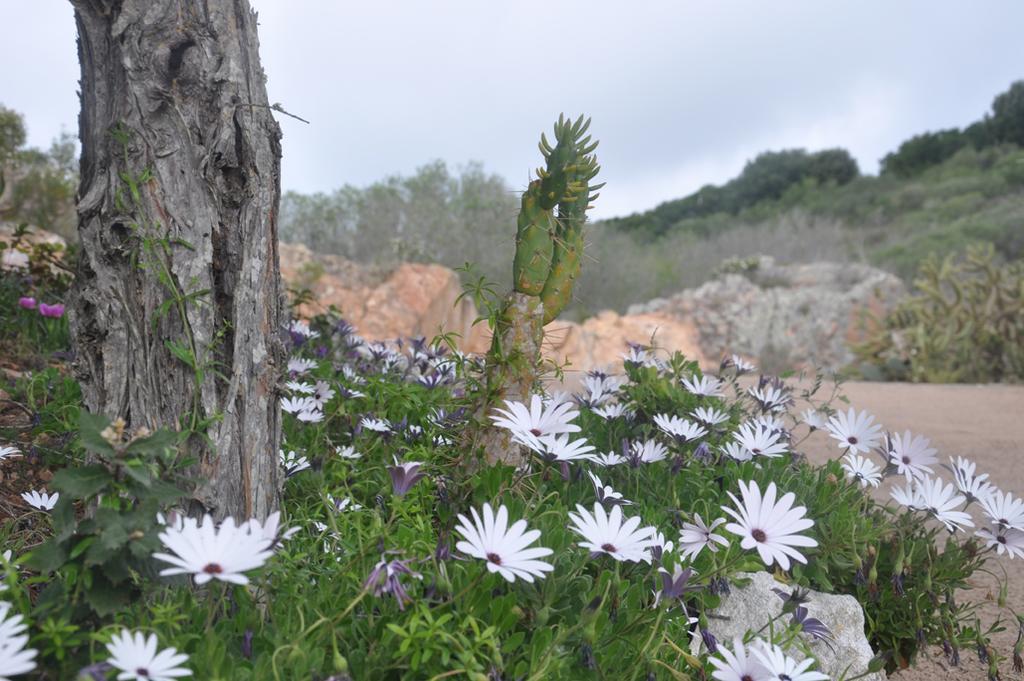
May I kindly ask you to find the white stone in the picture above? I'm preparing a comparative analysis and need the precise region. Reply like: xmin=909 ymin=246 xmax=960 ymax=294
xmin=691 ymin=571 xmax=884 ymax=680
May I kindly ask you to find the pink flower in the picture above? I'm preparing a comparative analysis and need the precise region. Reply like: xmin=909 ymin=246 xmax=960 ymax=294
xmin=18 ymin=296 xmax=36 ymax=310
xmin=38 ymin=303 xmax=65 ymax=318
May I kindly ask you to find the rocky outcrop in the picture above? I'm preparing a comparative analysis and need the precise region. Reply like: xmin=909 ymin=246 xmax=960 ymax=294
xmin=691 ymin=571 xmax=884 ymax=681
xmin=542 ymin=311 xmax=709 ymax=373
xmin=630 ymin=256 xmax=904 ymax=373
xmin=281 ymin=248 xmax=902 ymax=375
xmin=0 ymin=224 xmax=67 ymax=270
xmin=280 ymin=243 xmax=487 ymax=347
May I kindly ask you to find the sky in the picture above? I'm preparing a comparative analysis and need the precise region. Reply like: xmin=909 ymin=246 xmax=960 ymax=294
xmin=1 ymin=2 xmax=1022 ymax=220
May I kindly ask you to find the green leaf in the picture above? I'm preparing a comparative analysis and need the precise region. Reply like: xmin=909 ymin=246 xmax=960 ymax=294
xmin=125 ymin=428 xmax=179 ymax=456
xmin=23 ymin=539 xmax=67 ymax=574
xmin=121 ymin=460 xmax=153 ymax=487
xmin=85 ymin=575 xmax=131 ymax=616
xmin=146 ymin=478 xmax=187 ymax=504
xmin=78 ymin=411 xmax=115 ymax=456
xmin=52 ymin=464 xmax=112 ymax=499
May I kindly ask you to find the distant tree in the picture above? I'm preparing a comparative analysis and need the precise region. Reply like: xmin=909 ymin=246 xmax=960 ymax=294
xmin=990 ymin=80 xmax=1024 ymax=147
xmin=880 ymin=128 xmax=967 ymax=177
xmin=0 ymin=105 xmax=78 ymax=237
xmin=0 ymin=105 xmax=26 ymax=164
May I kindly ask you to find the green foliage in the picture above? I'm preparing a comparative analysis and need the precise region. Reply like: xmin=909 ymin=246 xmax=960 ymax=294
xmin=12 ymin=410 xmax=189 ymax=681
xmin=880 ymin=128 xmax=968 ymax=177
xmin=605 ymin=147 xmax=859 ymax=240
xmin=853 ymin=245 xmax=1024 ymax=382
xmin=2 ymin=301 xmax=1012 ymax=678
xmin=0 ymin=103 xmax=78 ymax=239
xmin=990 ymin=80 xmax=1024 ymax=147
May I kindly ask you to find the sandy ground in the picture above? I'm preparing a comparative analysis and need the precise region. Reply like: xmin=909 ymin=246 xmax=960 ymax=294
xmin=799 ymin=382 xmax=1024 ymax=680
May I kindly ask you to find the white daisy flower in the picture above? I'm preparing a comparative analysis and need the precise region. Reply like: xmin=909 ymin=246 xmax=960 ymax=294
xmin=653 ymin=414 xmax=708 ymax=442
xmin=728 ymin=354 xmax=757 ymax=374
xmin=592 ymin=451 xmax=628 ymax=467
xmin=887 ymin=431 xmax=938 ymax=482
xmin=0 ymin=602 xmax=37 ymax=679
xmin=733 ymin=422 xmax=788 ymax=459
xmin=592 ymin=403 xmax=632 ymax=420
xmin=328 ymin=494 xmax=363 ymax=513
xmin=630 ymin=439 xmax=668 ymax=464
xmin=537 ymin=434 xmax=597 ymax=463
xmin=309 ymin=380 xmax=335 ymax=409
xmin=281 ymin=396 xmax=316 ymax=414
xmin=579 ymin=375 xmax=622 ymax=406
xmin=977 ymin=526 xmax=1024 ymax=559
xmin=722 ymin=480 xmax=817 ymax=571
xmin=752 ymin=642 xmax=828 ymax=681
xmin=752 ymin=414 xmax=785 ymax=433
xmin=747 ymin=385 xmax=790 ymax=413
xmin=284 ymin=380 xmax=314 ymax=394
xmin=0 ymin=445 xmax=21 ymax=461
xmin=915 ymin=476 xmax=974 ymax=533
xmin=153 ymin=514 xmax=274 ymax=585
xmin=650 ymin=531 xmax=675 ymax=560
xmin=678 ymin=514 xmax=730 ymax=561
xmin=826 ymin=408 xmax=883 ymax=455
xmin=490 ymin=395 xmax=580 ymax=452
xmin=947 ymin=456 xmax=993 ymax=501
xmin=681 ymin=375 xmax=724 ymax=398
xmin=691 ymin=406 xmax=730 ymax=427
xmin=280 ymin=450 xmax=310 ymax=478
xmin=568 ymin=502 xmax=658 ymax=563
xmin=341 ymin=365 xmax=366 ymax=384
xmin=453 ymin=503 xmax=553 ymax=583
xmin=800 ymin=409 xmax=827 ymax=430
xmin=106 ymin=629 xmax=191 ymax=681
xmin=360 ymin=416 xmax=391 ymax=433
xmin=978 ymin=490 xmax=1024 ymax=532
xmin=21 ymin=490 xmax=58 ymax=511
xmin=890 ymin=479 xmax=923 ymax=510
xmin=286 ymin=357 xmax=317 ymax=374
xmin=288 ymin=319 xmax=319 ymax=338
xmin=296 ymin=408 xmax=324 ymax=423
xmin=335 ymin=445 xmax=362 ymax=460
xmin=587 ymin=471 xmax=632 ymax=506
xmin=244 ymin=511 xmax=300 ymax=545
xmin=720 ymin=441 xmax=752 ymax=462
xmin=708 ymin=637 xmax=767 ymax=681
xmin=841 ymin=453 xmax=883 ymax=488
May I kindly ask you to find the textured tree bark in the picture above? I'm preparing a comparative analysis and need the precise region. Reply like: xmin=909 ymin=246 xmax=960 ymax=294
xmin=68 ymin=0 xmax=284 ymax=520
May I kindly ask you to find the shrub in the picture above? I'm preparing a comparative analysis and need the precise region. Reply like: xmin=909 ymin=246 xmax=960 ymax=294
xmin=3 ymin=308 xmax=1019 ymax=678
xmin=853 ymin=245 xmax=1024 ymax=382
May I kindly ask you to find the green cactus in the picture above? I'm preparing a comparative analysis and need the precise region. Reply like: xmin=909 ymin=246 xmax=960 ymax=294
xmin=477 ymin=115 xmax=601 ymax=464
xmin=511 ymin=114 xmax=601 ymax=303
xmin=512 ymin=180 xmax=554 ymax=296
xmin=853 ymin=244 xmax=1024 ymax=382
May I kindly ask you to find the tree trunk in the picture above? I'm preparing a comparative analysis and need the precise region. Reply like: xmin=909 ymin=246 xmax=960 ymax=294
xmin=68 ymin=0 xmax=284 ymax=520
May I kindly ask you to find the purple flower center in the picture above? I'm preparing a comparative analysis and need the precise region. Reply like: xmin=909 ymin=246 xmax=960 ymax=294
xmin=203 ymin=562 xmax=224 ymax=575
xmin=902 ymin=456 xmax=911 ymax=464
xmin=530 ymin=428 xmax=542 ymax=436
xmin=998 ymin=535 xmax=1007 ymax=545
xmin=847 ymin=436 xmax=858 ymax=445
xmin=136 ymin=669 xmax=150 ymax=678
xmin=751 ymin=528 xmax=767 ymax=543
xmin=742 ymin=675 xmax=754 ymax=681
xmin=752 ymin=448 xmax=762 ymax=455
xmin=486 ymin=552 xmax=502 ymax=565
xmin=601 ymin=542 xmax=617 ymax=553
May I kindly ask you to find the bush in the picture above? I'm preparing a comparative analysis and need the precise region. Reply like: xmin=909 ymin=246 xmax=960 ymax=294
xmin=3 ymin=307 xmax=1019 ymax=678
xmin=853 ymin=245 xmax=1024 ymax=382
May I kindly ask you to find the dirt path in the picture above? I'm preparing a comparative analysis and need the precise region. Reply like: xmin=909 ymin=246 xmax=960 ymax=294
xmin=800 ymin=382 xmax=1024 ymax=680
